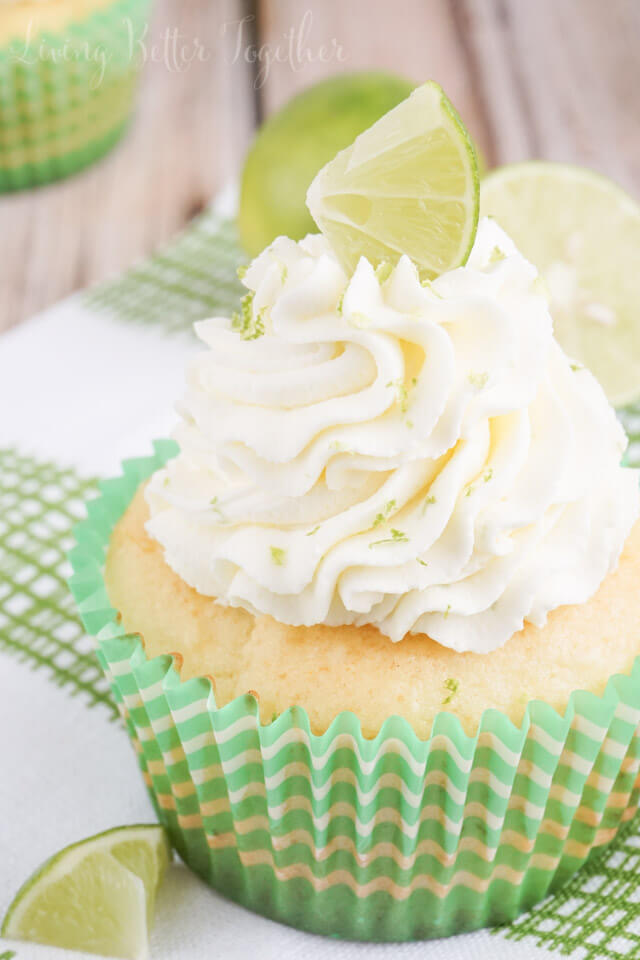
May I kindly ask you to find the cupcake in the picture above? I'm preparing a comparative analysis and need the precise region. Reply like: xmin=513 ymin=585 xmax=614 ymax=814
xmin=70 ymin=84 xmax=640 ymax=941
xmin=0 ymin=0 xmax=151 ymax=191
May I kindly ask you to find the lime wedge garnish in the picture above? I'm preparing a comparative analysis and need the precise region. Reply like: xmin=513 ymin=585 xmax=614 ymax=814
xmin=306 ymin=80 xmax=480 ymax=281
xmin=238 ymin=71 xmax=416 ymax=256
xmin=481 ymin=162 xmax=640 ymax=407
xmin=1 ymin=825 xmax=171 ymax=959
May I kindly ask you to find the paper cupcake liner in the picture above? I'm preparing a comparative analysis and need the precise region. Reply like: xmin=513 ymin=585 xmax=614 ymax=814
xmin=68 ymin=441 xmax=640 ymax=941
xmin=0 ymin=0 xmax=151 ymax=191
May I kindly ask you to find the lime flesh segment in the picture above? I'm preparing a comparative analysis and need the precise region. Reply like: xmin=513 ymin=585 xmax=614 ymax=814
xmin=1 ymin=825 xmax=171 ymax=959
xmin=481 ymin=162 xmax=640 ymax=407
xmin=306 ymin=81 xmax=479 ymax=282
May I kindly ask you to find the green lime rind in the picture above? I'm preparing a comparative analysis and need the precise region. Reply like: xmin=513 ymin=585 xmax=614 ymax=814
xmin=439 ymin=83 xmax=480 ymax=268
xmin=2 ymin=824 xmax=170 ymax=958
xmin=481 ymin=161 xmax=640 ymax=407
xmin=65 ymin=439 xmax=640 ymax=940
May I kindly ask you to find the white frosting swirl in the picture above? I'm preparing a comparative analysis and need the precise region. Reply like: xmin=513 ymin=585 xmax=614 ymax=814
xmin=146 ymin=219 xmax=639 ymax=653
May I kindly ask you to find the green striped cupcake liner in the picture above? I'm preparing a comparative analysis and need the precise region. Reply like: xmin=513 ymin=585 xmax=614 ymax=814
xmin=0 ymin=0 xmax=151 ymax=191
xmin=68 ymin=440 xmax=640 ymax=941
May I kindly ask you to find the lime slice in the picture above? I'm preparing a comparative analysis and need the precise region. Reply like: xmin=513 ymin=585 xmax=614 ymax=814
xmin=306 ymin=80 xmax=479 ymax=282
xmin=238 ymin=72 xmax=416 ymax=257
xmin=481 ymin=162 xmax=640 ymax=406
xmin=2 ymin=825 xmax=171 ymax=959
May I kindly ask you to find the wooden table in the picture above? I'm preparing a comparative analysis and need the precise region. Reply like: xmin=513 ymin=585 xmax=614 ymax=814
xmin=1 ymin=0 xmax=638 ymax=333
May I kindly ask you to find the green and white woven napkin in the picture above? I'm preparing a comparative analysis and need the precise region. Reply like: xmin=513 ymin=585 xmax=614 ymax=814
xmin=2 ymin=199 xmax=640 ymax=960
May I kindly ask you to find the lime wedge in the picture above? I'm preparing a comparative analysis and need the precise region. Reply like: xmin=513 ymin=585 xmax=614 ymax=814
xmin=481 ymin=162 xmax=640 ymax=406
xmin=239 ymin=72 xmax=416 ymax=256
xmin=1 ymin=825 xmax=171 ymax=959
xmin=306 ymin=80 xmax=479 ymax=281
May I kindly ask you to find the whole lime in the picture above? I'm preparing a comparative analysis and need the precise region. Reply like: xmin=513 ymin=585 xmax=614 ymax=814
xmin=238 ymin=72 xmax=415 ymax=257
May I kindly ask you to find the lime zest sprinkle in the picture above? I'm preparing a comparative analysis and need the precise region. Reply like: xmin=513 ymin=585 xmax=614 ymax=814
xmin=163 ymin=475 xmax=170 ymax=487
xmin=570 ymin=362 xmax=584 ymax=372
xmin=489 ymin=245 xmax=506 ymax=264
xmin=421 ymin=278 xmax=444 ymax=297
xmin=232 ymin=292 xmax=265 ymax=340
xmin=417 ymin=558 xmax=428 ymax=567
xmin=210 ymin=496 xmax=225 ymax=521
xmin=468 ymin=371 xmax=489 ymax=389
xmin=375 ymin=261 xmax=393 ymax=284
xmin=270 ymin=546 xmax=287 ymax=566
xmin=532 ymin=276 xmax=550 ymax=298
xmin=337 ymin=292 xmax=345 ymax=315
xmin=483 ymin=468 xmax=493 ymax=483
xmin=387 ymin=378 xmax=408 ymax=412
xmin=442 ymin=677 xmax=459 ymax=705
xmin=373 ymin=499 xmax=397 ymax=528
xmin=370 ymin=528 xmax=409 ymax=548
xmin=422 ymin=494 xmax=437 ymax=514
xmin=387 ymin=377 xmax=417 ymax=414
xmin=465 ymin=485 xmax=474 ymax=497
xmin=444 ymin=603 xmax=451 ymax=619
xmin=236 ymin=264 xmax=248 ymax=280
xmin=306 ymin=525 xmax=320 ymax=537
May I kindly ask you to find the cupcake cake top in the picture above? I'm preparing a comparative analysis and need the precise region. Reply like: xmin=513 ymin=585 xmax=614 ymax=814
xmin=145 ymin=82 xmax=640 ymax=654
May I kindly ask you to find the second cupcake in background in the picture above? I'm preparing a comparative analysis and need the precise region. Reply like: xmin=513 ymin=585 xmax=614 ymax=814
xmin=0 ymin=0 xmax=151 ymax=191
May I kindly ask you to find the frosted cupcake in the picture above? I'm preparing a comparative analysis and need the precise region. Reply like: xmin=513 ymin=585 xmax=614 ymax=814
xmin=71 ymin=83 xmax=640 ymax=940
xmin=106 ymin=217 xmax=640 ymax=737
xmin=0 ymin=0 xmax=151 ymax=190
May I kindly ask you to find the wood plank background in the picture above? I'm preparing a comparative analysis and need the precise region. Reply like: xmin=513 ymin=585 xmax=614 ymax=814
xmin=0 ymin=0 xmax=638 ymax=333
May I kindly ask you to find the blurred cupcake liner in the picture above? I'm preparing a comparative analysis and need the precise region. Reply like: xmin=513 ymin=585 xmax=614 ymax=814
xmin=69 ymin=440 xmax=640 ymax=941
xmin=0 ymin=0 xmax=152 ymax=191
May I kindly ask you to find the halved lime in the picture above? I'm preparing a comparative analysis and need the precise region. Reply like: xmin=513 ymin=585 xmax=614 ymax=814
xmin=1 ymin=825 xmax=171 ymax=959
xmin=481 ymin=162 xmax=640 ymax=406
xmin=238 ymin=72 xmax=416 ymax=257
xmin=306 ymin=80 xmax=480 ymax=281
